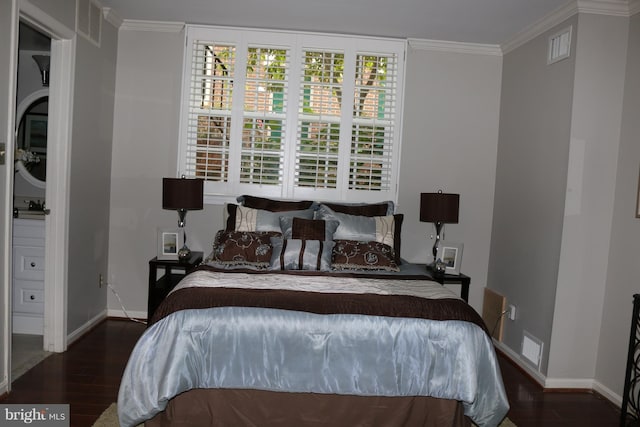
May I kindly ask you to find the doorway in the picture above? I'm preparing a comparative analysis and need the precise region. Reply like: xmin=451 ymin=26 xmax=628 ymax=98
xmin=4 ymin=5 xmax=75 ymax=388
xmin=11 ymin=21 xmax=51 ymax=381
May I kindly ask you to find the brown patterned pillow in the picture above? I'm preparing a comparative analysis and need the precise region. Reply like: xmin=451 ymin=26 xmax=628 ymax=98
xmin=212 ymin=230 xmax=279 ymax=269
xmin=316 ymin=204 xmax=403 ymax=264
xmin=332 ymin=240 xmax=400 ymax=272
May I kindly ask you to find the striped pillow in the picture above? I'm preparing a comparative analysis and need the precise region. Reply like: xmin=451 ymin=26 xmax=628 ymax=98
xmin=269 ymin=237 xmax=334 ymax=271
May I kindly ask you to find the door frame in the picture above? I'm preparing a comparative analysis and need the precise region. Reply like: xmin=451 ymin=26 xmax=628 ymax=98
xmin=15 ymin=2 xmax=74 ymax=357
xmin=1 ymin=0 xmax=19 ymax=395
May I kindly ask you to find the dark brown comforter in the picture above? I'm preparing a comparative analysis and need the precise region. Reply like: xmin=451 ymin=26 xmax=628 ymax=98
xmin=150 ymin=266 xmax=488 ymax=334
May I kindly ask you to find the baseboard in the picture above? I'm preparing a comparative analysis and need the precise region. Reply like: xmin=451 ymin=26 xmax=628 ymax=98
xmin=593 ymin=379 xmax=623 ymax=407
xmin=107 ymin=308 xmax=147 ymax=320
xmin=544 ymin=377 xmax=594 ymax=389
xmin=494 ymin=339 xmax=546 ymax=387
xmin=67 ymin=309 xmax=107 ymax=346
xmin=494 ymin=339 xmax=623 ymax=408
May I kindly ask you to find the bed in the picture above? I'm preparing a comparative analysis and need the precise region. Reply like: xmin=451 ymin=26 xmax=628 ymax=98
xmin=117 ymin=197 xmax=509 ymax=427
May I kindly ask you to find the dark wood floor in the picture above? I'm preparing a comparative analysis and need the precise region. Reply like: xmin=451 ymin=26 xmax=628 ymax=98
xmin=498 ymin=352 xmax=621 ymax=427
xmin=1 ymin=320 xmax=143 ymax=427
xmin=0 ymin=319 xmax=623 ymax=426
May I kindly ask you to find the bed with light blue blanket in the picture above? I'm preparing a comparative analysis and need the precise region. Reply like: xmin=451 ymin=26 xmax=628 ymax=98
xmin=118 ymin=267 xmax=509 ymax=427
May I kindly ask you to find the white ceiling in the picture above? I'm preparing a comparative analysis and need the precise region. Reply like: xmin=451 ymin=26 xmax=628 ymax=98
xmin=99 ymin=0 xmax=574 ymax=45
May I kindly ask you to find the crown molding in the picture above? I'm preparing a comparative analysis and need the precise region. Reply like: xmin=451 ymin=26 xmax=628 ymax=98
xmin=577 ymin=0 xmax=631 ymax=15
xmin=408 ymin=38 xmax=502 ymax=56
xmin=502 ymin=0 xmax=635 ymax=54
xmin=502 ymin=1 xmax=578 ymax=54
xmin=102 ymin=7 xmax=123 ymax=29
xmin=120 ymin=20 xmax=185 ymax=32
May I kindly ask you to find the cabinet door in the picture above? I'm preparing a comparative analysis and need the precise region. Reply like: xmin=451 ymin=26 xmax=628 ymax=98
xmin=13 ymin=279 xmax=44 ymax=314
xmin=13 ymin=219 xmax=45 ymax=247
xmin=13 ymin=246 xmax=45 ymax=280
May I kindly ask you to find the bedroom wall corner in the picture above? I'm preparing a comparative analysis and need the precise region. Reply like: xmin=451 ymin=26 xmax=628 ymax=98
xmin=548 ymin=12 xmax=629 ymax=384
xmin=488 ymin=14 xmax=578 ymax=376
xmin=593 ymin=10 xmax=640 ymax=401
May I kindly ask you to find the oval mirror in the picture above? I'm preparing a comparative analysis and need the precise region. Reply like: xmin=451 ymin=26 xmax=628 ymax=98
xmin=15 ymin=89 xmax=48 ymax=189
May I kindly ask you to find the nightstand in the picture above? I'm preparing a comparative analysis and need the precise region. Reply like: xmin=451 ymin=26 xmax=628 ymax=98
xmin=424 ymin=268 xmax=470 ymax=302
xmin=148 ymin=251 xmax=203 ymax=321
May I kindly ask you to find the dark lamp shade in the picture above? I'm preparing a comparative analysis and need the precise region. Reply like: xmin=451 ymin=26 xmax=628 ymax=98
xmin=420 ymin=192 xmax=459 ymax=223
xmin=162 ymin=177 xmax=204 ymax=210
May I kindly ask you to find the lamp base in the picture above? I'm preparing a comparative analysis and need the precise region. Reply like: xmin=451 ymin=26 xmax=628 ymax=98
xmin=178 ymin=245 xmax=191 ymax=261
xmin=427 ymin=259 xmax=446 ymax=275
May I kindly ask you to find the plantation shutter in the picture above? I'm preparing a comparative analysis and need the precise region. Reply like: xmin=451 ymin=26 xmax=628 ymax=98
xmin=240 ymin=46 xmax=290 ymax=187
xmin=349 ymin=52 xmax=398 ymax=191
xmin=179 ymin=26 xmax=405 ymax=204
xmin=295 ymin=50 xmax=344 ymax=191
xmin=184 ymin=40 xmax=236 ymax=183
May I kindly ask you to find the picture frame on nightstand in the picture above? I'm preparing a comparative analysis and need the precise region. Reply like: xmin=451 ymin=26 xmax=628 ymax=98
xmin=157 ymin=228 xmax=183 ymax=260
xmin=436 ymin=241 xmax=463 ymax=275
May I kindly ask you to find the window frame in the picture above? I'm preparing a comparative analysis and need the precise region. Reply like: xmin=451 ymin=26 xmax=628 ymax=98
xmin=178 ymin=25 xmax=406 ymax=205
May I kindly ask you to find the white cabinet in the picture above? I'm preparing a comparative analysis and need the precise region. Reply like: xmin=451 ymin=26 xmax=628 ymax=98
xmin=13 ymin=218 xmax=45 ymax=334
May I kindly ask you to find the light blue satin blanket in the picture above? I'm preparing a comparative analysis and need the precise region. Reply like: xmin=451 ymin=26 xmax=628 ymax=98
xmin=118 ymin=306 xmax=508 ymax=427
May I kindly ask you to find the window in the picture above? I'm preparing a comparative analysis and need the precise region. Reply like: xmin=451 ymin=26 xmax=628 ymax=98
xmin=179 ymin=26 xmax=406 ymax=204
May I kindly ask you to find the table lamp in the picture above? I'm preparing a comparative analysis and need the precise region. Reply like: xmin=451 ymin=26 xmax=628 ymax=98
xmin=420 ymin=190 xmax=459 ymax=266
xmin=162 ymin=176 xmax=204 ymax=260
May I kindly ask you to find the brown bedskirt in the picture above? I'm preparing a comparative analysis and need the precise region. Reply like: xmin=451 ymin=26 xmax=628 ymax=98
xmin=145 ymin=388 xmax=471 ymax=427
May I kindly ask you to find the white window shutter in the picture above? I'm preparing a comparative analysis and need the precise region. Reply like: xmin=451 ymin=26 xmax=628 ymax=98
xmin=239 ymin=46 xmax=290 ymax=188
xmin=184 ymin=39 xmax=236 ymax=186
xmin=349 ymin=52 xmax=398 ymax=192
xmin=179 ymin=27 xmax=405 ymax=205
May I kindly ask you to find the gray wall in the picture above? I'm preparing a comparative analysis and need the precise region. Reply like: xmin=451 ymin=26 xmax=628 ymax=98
xmin=548 ymin=13 xmax=629 ymax=384
xmin=66 ymin=16 xmax=119 ymax=333
xmin=107 ymin=30 xmax=503 ymax=316
xmin=26 ymin=0 xmax=75 ymax=31
xmin=399 ymin=44 xmax=502 ymax=306
xmin=596 ymin=11 xmax=640 ymax=396
xmin=491 ymin=11 xmax=634 ymax=398
xmin=488 ymin=15 xmax=578 ymax=375
xmin=107 ymin=27 xmax=191 ymax=315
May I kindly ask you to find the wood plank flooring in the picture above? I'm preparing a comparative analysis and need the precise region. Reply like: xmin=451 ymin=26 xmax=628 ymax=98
xmin=0 ymin=319 xmax=623 ymax=426
xmin=498 ymin=354 xmax=621 ymax=427
xmin=1 ymin=320 xmax=144 ymax=426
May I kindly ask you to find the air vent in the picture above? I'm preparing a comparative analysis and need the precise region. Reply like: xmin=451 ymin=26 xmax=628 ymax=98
xmin=522 ymin=331 xmax=544 ymax=370
xmin=548 ymin=26 xmax=572 ymax=64
xmin=76 ymin=0 xmax=102 ymax=47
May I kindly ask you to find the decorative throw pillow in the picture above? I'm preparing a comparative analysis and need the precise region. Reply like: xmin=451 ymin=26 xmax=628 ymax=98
xmin=211 ymin=230 xmax=278 ymax=269
xmin=322 ymin=201 xmax=394 ymax=217
xmin=270 ymin=237 xmax=334 ymax=271
xmin=237 ymin=195 xmax=316 ymax=212
xmin=279 ymin=217 xmax=339 ymax=241
xmin=316 ymin=204 xmax=403 ymax=263
xmin=332 ymin=240 xmax=400 ymax=272
xmin=233 ymin=205 xmax=315 ymax=232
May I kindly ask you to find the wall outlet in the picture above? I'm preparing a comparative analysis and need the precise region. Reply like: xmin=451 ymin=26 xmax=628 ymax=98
xmin=508 ymin=304 xmax=516 ymax=320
